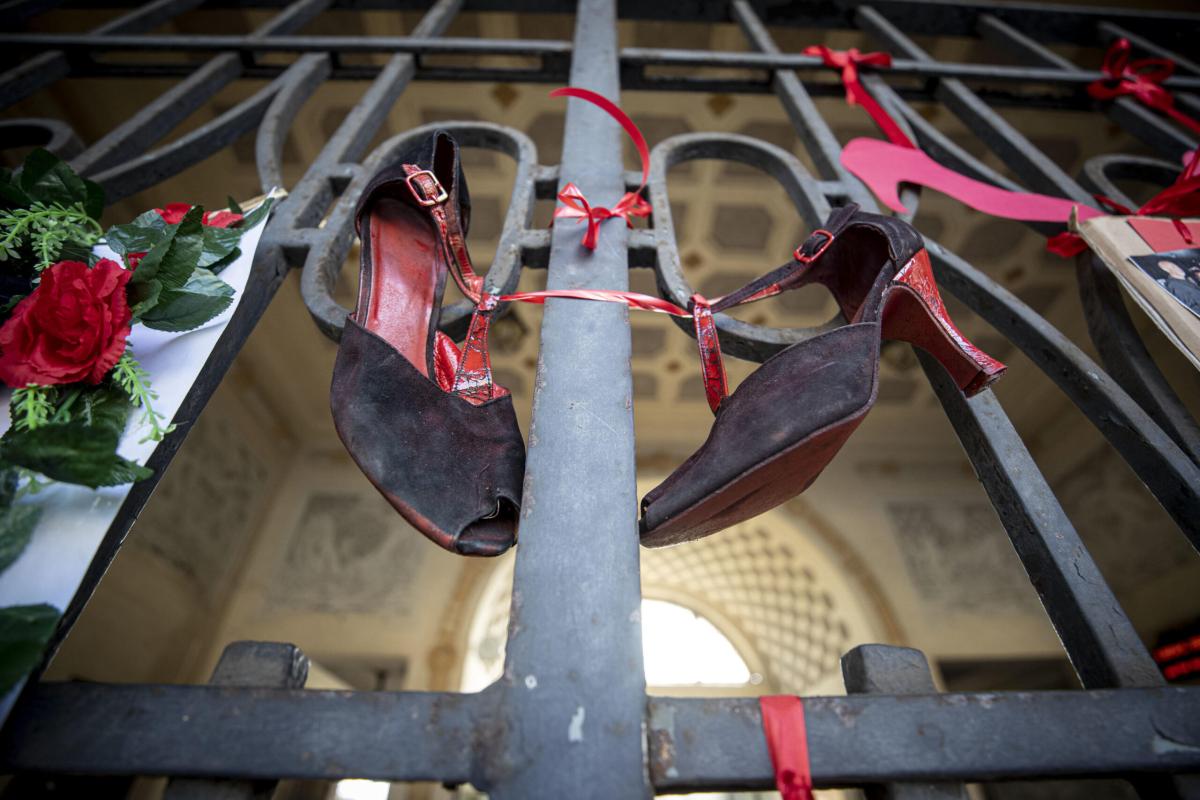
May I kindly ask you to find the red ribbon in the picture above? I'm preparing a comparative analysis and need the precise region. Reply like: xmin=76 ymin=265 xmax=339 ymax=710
xmin=804 ymin=45 xmax=915 ymax=149
xmin=1089 ymin=39 xmax=1200 ymax=136
xmin=760 ymin=696 xmax=814 ymax=800
xmin=499 ymin=288 xmax=688 ymax=316
xmin=550 ymin=87 xmax=652 ymax=250
xmin=1047 ymin=149 xmax=1200 ymax=257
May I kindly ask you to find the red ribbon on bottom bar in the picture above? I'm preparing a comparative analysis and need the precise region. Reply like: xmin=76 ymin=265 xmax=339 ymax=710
xmin=760 ymin=695 xmax=814 ymax=800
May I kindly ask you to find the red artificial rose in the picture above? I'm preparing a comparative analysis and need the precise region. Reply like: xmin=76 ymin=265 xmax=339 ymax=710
xmin=155 ymin=203 xmax=191 ymax=225
xmin=155 ymin=203 xmax=243 ymax=228
xmin=0 ymin=259 xmax=133 ymax=387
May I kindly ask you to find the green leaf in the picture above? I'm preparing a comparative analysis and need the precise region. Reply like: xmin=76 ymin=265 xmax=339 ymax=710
xmin=238 ymin=195 xmax=274 ymax=231
xmin=105 ymin=221 xmax=167 ymax=259
xmin=151 ymin=206 xmax=205 ymax=290
xmin=128 ymin=277 xmax=163 ymax=320
xmin=17 ymin=149 xmax=102 ymax=215
xmin=226 ymin=195 xmax=244 ymax=215
xmin=140 ymin=268 xmax=234 ymax=332
xmin=202 ymin=196 xmax=271 ymax=274
xmin=198 ymin=225 xmax=241 ymax=271
xmin=0 ymin=394 xmax=152 ymax=488
xmin=0 ymin=467 xmax=17 ymax=508
xmin=0 ymin=504 xmax=41 ymax=575
xmin=0 ymin=603 xmax=59 ymax=694
xmin=82 ymin=386 xmax=136 ymax=436
xmin=83 ymin=180 xmax=105 ymax=221
xmin=126 ymin=227 xmax=173 ymax=283
xmin=204 ymin=244 xmax=241 ymax=275
xmin=128 ymin=205 xmax=204 ymax=317
xmin=0 ymin=168 xmax=31 ymax=208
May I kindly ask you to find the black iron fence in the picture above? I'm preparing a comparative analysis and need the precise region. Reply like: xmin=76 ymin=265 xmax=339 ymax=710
xmin=0 ymin=0 xmax=1198 ymax=797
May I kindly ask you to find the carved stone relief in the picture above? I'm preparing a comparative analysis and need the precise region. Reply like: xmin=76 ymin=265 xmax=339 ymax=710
xmin=889 ymin=502 xmax=1042 ymax=614
xmin=265 ymin=492 xmax=426 ymax=614
xmin=133 ymin=412 xmax=269 ymax=605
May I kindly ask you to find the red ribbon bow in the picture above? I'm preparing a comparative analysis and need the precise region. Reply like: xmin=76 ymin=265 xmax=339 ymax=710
xmin=1088 ymin=38 xmax=1200 ymax=136
xmin=804 ymin=45 xmax=915 ymax=149
xmin=1046 ymin=149 xmax=1200 ymax=257
xmin=550 ymin=87 xmax=652 ymax=250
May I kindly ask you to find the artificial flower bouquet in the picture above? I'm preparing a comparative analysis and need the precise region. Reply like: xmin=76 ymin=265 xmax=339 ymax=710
xmin=0 ymin=149 xmax=272 ymax=693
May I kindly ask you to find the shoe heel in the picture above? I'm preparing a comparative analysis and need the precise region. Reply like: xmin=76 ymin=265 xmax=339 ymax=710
xmin=882 ymin=249 xmax=1006 ymax=396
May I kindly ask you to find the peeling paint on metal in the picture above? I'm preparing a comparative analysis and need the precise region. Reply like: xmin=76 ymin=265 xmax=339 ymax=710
xmin=568 ymin=706 xmax=586 ymax=742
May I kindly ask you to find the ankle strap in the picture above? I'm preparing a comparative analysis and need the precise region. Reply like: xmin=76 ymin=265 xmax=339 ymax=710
xmin=403 ymin=163 xmax=485 ymax=303
xmin=709 ymin=205 xmax=858 ymax=315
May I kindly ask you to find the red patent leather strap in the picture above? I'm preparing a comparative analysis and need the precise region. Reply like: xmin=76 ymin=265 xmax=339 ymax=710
xmin=550 ymin=87 xmax=652 ymax=250
xmin=403 ymin=164 xmax=484 ymax=302
xmin=711 ymin=224 xmax=845 ymax=314
xmin=760 ymin=696 xmax=814 ymax=800
xmin=452 ymin=293 xmax=508 ymax=405
xmin=433 ymin=331 xmax=461 ymax=392
xmin=690 ymin=294 xmax=728 ymax=413
xmin=804 ymin=45 xmax=914 ymax=149
xmin=497 ymin=226 xmax=841 ymax=415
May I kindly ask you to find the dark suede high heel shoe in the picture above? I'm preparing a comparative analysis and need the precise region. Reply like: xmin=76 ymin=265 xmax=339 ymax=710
xmin=331 ymin=131 xmax=524 ymax=556
xmin=640 ymin=204 xmax=1005 ymax=548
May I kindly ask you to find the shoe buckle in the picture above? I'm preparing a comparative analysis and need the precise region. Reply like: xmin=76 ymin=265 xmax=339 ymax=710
xmin=793 ymin=229 xmax=834 ymax=263
xmin=405 ymin=170 xmax=449 ymax=206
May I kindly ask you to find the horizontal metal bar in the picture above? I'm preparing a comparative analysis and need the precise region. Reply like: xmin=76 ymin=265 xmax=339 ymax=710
xmin=1096 ymin=21 xmax=1200 ymax=78
xmin=49 ymin=0 xmax=1200 ymax=37
xmin=6 ymin=32 xmax=1200 ymax=93
xmin=0 ymin=683 xmax=482 ymax=784
xmin=7 ymin=683 xmax=1199 ymax=787
xmin=0 ymin=33 xmax=571 ymax=56
xmin=19 ymin=65 xmax=1103 ymax=108
xmin=649 ymin=689 xmax=1200 ymax=792
xmin=624 ymin=47 xmax=1200 ymax=90
xmin=0 ymin=0 xmax=203 ymax=107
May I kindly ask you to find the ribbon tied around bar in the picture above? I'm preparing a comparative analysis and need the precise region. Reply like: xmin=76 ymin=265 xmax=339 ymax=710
xmin=760 ymin=696 xmax=814 ymax=800
xmin=550 ymin=87 xmax=652 ymax=250
xmin=1046 ymin=148 xmax=1200 ymax=256
xmin=1089 ymin=38 xmax=1200 ymax=136
xmin=804 ymin=45 xmax=915 ymax=148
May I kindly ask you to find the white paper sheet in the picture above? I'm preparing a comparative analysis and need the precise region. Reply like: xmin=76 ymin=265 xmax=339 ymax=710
xmin=0 ymin=198 xmax=274 ymax=720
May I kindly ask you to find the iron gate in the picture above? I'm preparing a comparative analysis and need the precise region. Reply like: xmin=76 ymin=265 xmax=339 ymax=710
xmin=0 ymin=0 xmax=1199 ymax=797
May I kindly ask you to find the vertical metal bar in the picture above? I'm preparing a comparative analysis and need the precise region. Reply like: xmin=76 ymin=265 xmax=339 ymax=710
xmin=916 ymin=349 xmax=1163 ymax=690
xmin=731 ymin=0 xmax=877 ymax=209
xmin=842 ymin=645 xmax=969 ymax=800
xmin=164 ymin=642 xmax=309 ymax=800
xmin=488 ymin=1 xmax=649 ymax=797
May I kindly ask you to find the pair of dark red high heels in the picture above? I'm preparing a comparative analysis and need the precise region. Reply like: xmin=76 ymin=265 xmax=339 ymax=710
xmin=331 ymin=132 xmax=1005 ymax=556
